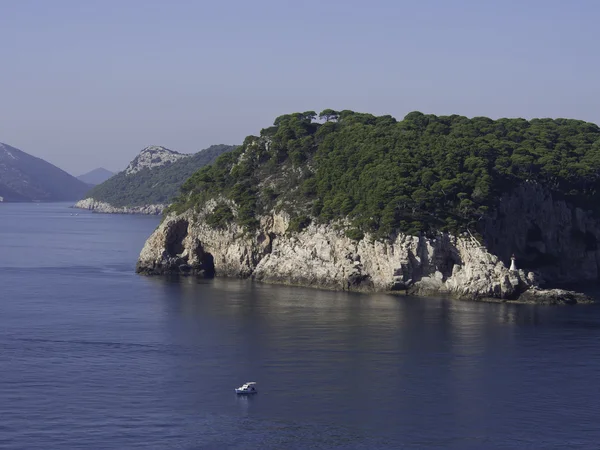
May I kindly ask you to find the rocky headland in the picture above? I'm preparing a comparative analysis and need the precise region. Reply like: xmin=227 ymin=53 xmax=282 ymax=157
xmin=74 ymin=198 xmax=165 ymax=215
xmin=135 ymin=110 xmax=600 ymax=305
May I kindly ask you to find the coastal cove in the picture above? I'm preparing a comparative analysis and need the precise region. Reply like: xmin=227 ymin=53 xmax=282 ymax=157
xmin=2 ymin=203 xmax=600 ymax=448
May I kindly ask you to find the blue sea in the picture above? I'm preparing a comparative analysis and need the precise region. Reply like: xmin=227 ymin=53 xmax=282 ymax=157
xmin=1 ymin=203 xmax=600 ymax=449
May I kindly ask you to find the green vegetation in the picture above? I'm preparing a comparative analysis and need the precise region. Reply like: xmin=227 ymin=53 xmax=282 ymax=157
xmin=205 ymin=202 xmax=235 ymax=229
xmin=287 ymin=215 xmax=312 ymax=233
xmin=85 ymin=145 xmax=235 ymax=207
xmin=169 ymin=111 xmax=600 ymax=238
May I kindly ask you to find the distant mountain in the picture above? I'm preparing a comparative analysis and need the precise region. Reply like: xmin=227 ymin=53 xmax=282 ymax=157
xmin=77 ymin=168 xmax=114 ymax=185
xmin=74 ymin=144 xmax=236 ymax=214
xmin=0 ymin=142 xmax=89 ymax=202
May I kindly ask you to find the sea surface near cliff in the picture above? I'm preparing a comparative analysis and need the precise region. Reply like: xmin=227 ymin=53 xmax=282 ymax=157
xmin=2 ymin=203 xmax=600 ymax=449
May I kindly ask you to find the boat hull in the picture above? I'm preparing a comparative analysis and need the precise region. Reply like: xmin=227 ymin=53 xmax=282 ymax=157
xmin=235 ymin=389 xmax=257 ymax=394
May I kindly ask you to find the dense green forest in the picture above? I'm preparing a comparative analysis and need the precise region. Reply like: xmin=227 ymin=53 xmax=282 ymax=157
xmin=85 ymin=145 xmax=235 ymax=207
xmin=169 ymin=111 xmax=600 ymax=239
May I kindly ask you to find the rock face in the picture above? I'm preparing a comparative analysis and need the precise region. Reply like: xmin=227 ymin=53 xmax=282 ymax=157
xmin=125 ymin=146 xmax=187 ymax=175
xmin=75 ymin=198 xmax=165 ymax=215
xmin=483 ymin=182 xmax=600 ymax=285
xmin=136 ymin=195 xmax=595 ymax=304
xmin=517 ymin=288 xmax=592 ymax=306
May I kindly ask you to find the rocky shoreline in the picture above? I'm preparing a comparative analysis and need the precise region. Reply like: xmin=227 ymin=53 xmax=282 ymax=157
xmin=135 ymin=206 xmax=594 ymax=305
xmin=74 ymin=198 xmax=165 ymax=215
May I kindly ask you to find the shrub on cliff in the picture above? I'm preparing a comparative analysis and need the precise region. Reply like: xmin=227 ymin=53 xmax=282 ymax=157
xmin=169 ymin=111 xmax=600 ymax=238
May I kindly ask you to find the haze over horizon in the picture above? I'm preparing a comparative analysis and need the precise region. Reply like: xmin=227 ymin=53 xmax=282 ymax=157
xmin=1 ymin=0 xmax=598 ymax=175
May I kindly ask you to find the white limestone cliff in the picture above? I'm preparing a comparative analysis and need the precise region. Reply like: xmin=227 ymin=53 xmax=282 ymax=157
xmin=74 ymin=198 xmax=165 ymax=215
xmin=136 ymin=198 xmax=594 ymax=305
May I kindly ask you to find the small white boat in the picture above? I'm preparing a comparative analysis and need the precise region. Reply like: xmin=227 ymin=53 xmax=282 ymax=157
xmin=235 ymin=382 xmax=257 ymax=394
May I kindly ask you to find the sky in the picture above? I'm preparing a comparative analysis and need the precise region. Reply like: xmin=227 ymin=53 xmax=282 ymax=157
xmin=1 ymin=0 xmax=599 ymax=175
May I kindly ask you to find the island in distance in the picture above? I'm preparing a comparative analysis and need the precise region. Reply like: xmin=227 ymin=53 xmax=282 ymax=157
xmin=0 ymin=142 xmax=89 ymax=202
xmin=77 ymin=168 xmax=114 ymax=186
xmin=74 ymin=144 xmax=236 ymax=215
xmin=137 ymin=109 xmax=600 ymax=305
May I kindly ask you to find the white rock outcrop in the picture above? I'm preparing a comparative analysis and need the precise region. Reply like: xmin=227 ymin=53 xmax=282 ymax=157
xmin=125 ymin=146 xmax=188 ymax=175
xmin=74 ymin=198 xmax=165 ymax=215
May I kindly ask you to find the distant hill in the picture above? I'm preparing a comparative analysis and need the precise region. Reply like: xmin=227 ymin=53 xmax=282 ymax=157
xmin=77 ymin=168 xmax=114 ymax=185
xmin=75 ymin=144 xmax=236 ymax=212
xmin=0 ymin=142 xmax=89 ymax=202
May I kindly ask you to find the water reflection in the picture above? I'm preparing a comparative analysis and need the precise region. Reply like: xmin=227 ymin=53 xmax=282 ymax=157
xmin=146 ymin=274 xmax=600 ymax=333
xmin=141 ymin=276 xmax=600 ymax=434
xmin=235 ymin=393 xmax=258 ymax=417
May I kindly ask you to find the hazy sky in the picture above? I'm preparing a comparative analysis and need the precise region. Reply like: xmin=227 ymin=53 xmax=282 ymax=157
xmin=1 ymin=0 xmax=599 ymax=175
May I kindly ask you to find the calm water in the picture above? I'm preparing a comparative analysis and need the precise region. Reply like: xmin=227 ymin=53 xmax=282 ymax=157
xmin=1 ymin=203 xmax=600 ymax=449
